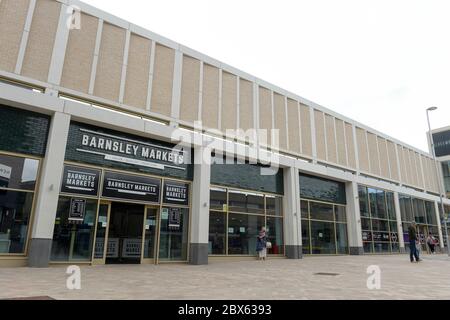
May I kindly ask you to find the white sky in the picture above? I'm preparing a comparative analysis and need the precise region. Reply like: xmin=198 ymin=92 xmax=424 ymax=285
xmin=83 ymin=0 xmax=450 ymax=153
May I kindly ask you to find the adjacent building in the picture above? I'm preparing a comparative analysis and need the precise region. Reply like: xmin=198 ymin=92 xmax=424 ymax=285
xmin=0 ymin=0 xmax=449 ymax=268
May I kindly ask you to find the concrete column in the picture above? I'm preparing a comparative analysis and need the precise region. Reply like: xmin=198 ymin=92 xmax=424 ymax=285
xmin=345 ymin=181 xmax=364 ymax=255
xmin=189 ymin=146 xmax=211 ymax=265
xmin=435 ymin=201 xmax=445 ymax=249
xmin=28 ymin=112 xmax=71 ymax=267
xmin=283 ymin=166 xmax=302 ymax=259
xmin=393 ymin=192 xmax=406 ymax=253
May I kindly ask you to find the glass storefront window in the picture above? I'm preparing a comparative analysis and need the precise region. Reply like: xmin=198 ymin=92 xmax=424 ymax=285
xmin=209 ymin=211 xmax=226 ymax=255
xmin=228 ymin=191 xmax=264 ymax=214
xmin=359 ymin=185 xmax=400 ymax=254
xmin=335 ymin=206 xmax=346 ymax=222
xmin=413 ymin=199 xmax=426 ymax=224
xmin=310 ymin=202 xmax=334 ymax=221
xmin=51 ymin=197 xmax=97 ymax=261
xmin=266 ymin=196 xmax=283 ymax=216
xmin=0 ymin=154 xmax=39 ymax=191
xmin=228 ymin=213 xmax=265 ymax=255
xmin=301 ymin=219 xmax=310 ymax=254
xmin=371 ymin=219 xmax=389 ymax=232
xmin=0 ymin=190 xmax=33 ymax=254
xmin=336 ymin=223 xmax=348 ymax=254
xmin=400 ymin=195 xmax=413 ymax=222
xmin=386 ymin=192 xmax=396 ymax=220
xmin=363 ymin=241 xmax=373 ymax=253
xmin=209 ymin=186 xmax=285 ymax=256
xmin=425 ymin=201 xmax=437 ymax=226
xmin=210 ymin=188 xmax=227 ymax=211
xmin=300 ymin=200 xmax=309 ymax=219
xmin=159 ymin=207 xmax=189 ymax=261
xmin=373 ymin=242 xmax=390 ymax=253
xmin=310 ymin=220 xmax=336 ymax=254
xmin=361 ymin=218 xmax=371 ymax=231
xmin=358 ymin=186 xmax=369 ymax=217
xmin=266 ymin=216 xmax=284 ymax=255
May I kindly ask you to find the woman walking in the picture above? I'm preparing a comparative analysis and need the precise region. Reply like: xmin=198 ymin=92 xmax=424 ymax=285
xmin=256 ymin=227 xmax=268 ymax=261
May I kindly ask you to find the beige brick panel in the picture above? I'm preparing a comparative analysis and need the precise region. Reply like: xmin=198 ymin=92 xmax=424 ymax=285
xmin=287 ymin=99 xmax=301 ymax=154
xmin=201 ymin=64 xmax=220 ymax=129
xmin=300 ymin=104 xmax=312 ymax=157
xmin=123 ymin=34 xmax=151 ymax=110
xmin=356 ymin=128 xmax=370 ymax=172
xmin=0 ymin=0 xmax=29 ymax=73
xmin=367 ymin=132 xmax=381 ymax=176
xmin=61 ymin=13 xmax=98 ymax=93
xmin=415 ymin=152 xmax=425 ymax=189
xmin=325 ymin=114 xmax=337 ymax=164
xmin=179 ymin=55 xmax=200 ymax=123
xmin=314 ymin=110 xmax=326 ymax=161
xmin=93 ymin=23 xmax=126 ymax=102
xmin=335 ymin=119 xmax=347 ymax=166
xmin=345 ymin=123 xmax=356 ymax=169
xmin=259 ymin=87 xmax=272 ymax=146
xmin=273 ymin=93 xmax=287 ymax=150
xmin=151 ymin=44 xmax=175 ymax=117
xmin=21 ymin=0 xmax=60 ymax=82
xmin=398 ymin=146 xmax=409 ymax=185
xmin=221 ymin=71 xmax=237 ymax=131
xmin=239 ymin=78 xmax=254 ymax=132
xmin=377 ymin=137 xmax=390 ymax=179
xmin=387 ymin=141 xmax=399 ymax=181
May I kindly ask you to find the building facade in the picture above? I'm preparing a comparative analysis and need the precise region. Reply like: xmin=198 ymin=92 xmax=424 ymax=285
xmin=0 ymin=0 xmax=449 ymax=267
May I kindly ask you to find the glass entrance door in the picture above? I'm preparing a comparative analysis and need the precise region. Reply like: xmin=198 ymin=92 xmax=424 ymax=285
xmin=142 ymin=207 xmax=158 ymax=263
xmin=158 ymin=207 xmax=189 ymax=262
xmin=106 ymin=203 xmax=145 ymax=264
xmin=92 ymin=201 xmax=111 ymax=265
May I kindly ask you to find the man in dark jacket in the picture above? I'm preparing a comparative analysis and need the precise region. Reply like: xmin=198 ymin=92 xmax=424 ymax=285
xmin=408 ymin=222 xmax=421 ymax=263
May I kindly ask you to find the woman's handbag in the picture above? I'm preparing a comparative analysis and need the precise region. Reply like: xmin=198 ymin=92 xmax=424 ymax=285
xmin=266 ymin=241 xmax=272 ymax=249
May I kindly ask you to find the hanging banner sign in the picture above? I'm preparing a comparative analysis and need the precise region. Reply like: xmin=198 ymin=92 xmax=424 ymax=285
xmin=163 ymin=181 xmax=189 ymax=206
xmin=61 ymin=165 xmax=100 ymax=196
xmin=102 ymin=171 xmax=161 ymax=202
xmin=69 ymin=198 xmax=86 ymax=222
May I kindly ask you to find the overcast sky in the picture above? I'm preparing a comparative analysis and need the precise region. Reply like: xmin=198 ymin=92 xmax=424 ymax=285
xmin=84 ymin=0 xmax=450 ymax=153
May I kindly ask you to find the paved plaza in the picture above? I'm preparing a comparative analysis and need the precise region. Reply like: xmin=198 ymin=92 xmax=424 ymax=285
xmin=1 ymin=254 xmax=450 ymax=300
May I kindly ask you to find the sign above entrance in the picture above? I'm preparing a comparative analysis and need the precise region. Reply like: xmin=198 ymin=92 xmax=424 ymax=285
xmin=163 ymin=181 xmax=189 ymax=206
xmin=102 ymin=171 xmax=161 ymax=203
xmin=61 ymin=165 xmax=101 ymax=196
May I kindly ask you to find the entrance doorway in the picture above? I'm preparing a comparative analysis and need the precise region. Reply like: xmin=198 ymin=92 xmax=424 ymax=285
xmin=106 ymin=203 xmax=145 ymax=264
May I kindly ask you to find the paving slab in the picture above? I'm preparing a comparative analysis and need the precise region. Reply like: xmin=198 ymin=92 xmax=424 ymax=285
xmin=0 ymin=254 xmax=449 ymax=300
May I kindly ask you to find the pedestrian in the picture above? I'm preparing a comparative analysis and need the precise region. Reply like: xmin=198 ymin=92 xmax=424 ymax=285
xmin=426 ymin=233 xmax=437 ymax=254
xmin=256 ymin=227 xmax=268 ymax=261
xmin=408 ymin=222 xmax=422 ymax=263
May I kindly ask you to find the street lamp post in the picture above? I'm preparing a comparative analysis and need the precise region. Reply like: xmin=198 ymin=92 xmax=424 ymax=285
xmin=426 ymin=106 xmax=450 ymax=256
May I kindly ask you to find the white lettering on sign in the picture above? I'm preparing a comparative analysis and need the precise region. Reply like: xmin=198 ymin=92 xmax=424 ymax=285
xmin=80 ymin=130 xmax=185 ymax=166
xmin=66 ymin=170 xmax=96 ymax=188
xmin=165 ymin=185 xmax=187 ymax=201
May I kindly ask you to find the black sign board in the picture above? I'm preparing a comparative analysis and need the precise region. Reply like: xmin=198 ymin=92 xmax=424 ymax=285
xmin=102 ymin=171 xmax=161 ymax=203
xmin=433 ymin=130 xmax=450 ymax=157
xmin=163 ymin=181 xmax=189 ymax=206
xmin=168 ymin=207 xmax=182 ymax=230
xmin=61 ymin=165 xmax=100 ymax=196
xmin=69 ymin=198 xmax=86 ymax=222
